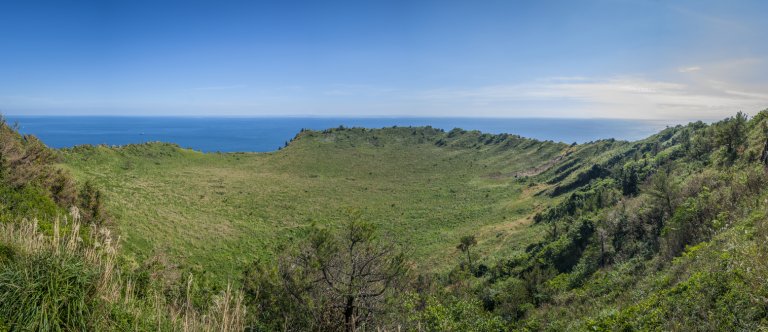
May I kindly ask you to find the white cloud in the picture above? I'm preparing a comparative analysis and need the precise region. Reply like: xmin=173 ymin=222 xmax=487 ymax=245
xmin=678 ymin=66 xmax=702 ymax=73
xmin=415 ymin=75 xmax=768 ymax=120
xmin=4 ymin=58 xmax=765 ymax=120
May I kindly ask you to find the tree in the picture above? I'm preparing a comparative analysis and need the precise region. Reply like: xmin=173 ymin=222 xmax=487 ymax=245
xmin=596 ymin=226 xmax=609 ymax=267
xmin=621 ymin=164 xmax=640 ymax=196
xmin=456 ymin=235 xmax=477 ymax=273
xmin=278 ymin=211 xmax=406 ymax=331
xmin=648 ymin=168 xmax=678 ymax=221
xmin=49 ymin=169 xmax=77 ymax=207
xmin=716 ymin=111 xmax=748 ymax=164
xmin=241 ymin=259 xmax=300 ymax=331
xmin=79 ymin=181 xmax=106 ymax=224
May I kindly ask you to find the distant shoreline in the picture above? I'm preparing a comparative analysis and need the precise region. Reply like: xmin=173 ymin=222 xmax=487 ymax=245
xmin=7 ymin=116 xmax=680 ymax=153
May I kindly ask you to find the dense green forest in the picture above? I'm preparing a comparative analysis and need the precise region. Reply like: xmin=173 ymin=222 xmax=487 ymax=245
xmin=2 ymin=110 xmax=768 ymax=330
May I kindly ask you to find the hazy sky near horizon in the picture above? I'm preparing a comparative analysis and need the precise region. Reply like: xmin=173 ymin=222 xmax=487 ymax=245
xmin=1 ymin=0 xmax=767 ymax=120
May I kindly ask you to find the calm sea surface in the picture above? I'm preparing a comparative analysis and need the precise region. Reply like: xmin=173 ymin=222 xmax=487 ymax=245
xmin=6 ymin=116 xmax=680 ymax=153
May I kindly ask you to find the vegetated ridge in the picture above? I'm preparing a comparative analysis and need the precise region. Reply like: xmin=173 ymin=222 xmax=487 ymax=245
xmin=2 ymin=110 xmax=768 ymax=330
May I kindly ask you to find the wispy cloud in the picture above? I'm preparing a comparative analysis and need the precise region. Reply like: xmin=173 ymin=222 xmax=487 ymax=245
xmin=415 ymin=74 xmax=768 ymax=120
xmin=678 ymin=66 xmax=701 ymax=73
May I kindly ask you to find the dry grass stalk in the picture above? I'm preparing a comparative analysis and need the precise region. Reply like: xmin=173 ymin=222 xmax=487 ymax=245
xmin=0 ymin=217 xmax=247 ymax=331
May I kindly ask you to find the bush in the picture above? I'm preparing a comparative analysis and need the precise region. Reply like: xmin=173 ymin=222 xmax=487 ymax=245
xmin=404 ymin=294 xmax=506 ymax=332
xmin=78 ymin=181 xmax=107 ymax=225
xmin=0 ymin=185 xmax=61 ymax=223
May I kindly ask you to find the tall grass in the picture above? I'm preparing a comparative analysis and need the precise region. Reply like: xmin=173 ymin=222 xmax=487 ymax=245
xmin=0 ymin=216 xmax=246 ymax=331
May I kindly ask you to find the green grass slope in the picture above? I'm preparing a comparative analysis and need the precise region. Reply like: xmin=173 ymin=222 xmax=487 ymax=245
xmin=10 ymin=111 xmax=768 ymax=330
xmin=60 ymin=126 xmax=567 ymax=281
xmin=0 ymin=117 xmax=245 ymax=331
xmin=437 ymin=110 xmax=768 ymax=330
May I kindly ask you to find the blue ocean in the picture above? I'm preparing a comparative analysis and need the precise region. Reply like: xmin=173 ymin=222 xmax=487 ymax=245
xmin=6 ymin=116 xmax=680 ymax=153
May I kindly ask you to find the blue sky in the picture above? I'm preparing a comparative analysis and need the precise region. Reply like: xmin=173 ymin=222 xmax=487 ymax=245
xmin=1 ymin=0 xmax=766 ymax=119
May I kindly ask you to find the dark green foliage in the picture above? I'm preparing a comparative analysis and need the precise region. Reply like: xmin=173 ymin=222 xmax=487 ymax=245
xmin=620 ymin=162 xmax=640 ymax=195
xmin=436 ymin=110 xmax=768 ymax=330
xmin=0 ymin=184 xmax=61 ymax=223
xmin=586 ymin=245 xmax=767 ymax=331
xmin=243 ymin=212 xmax=407 ymax=331
xmin=78 ymin=181 xmax=106 ymax=225
xmin=241 ymin=259 xmax=297 ymax=331
xmin=403 ymin=293 xmax=506 ymax=331
xmin=538 ymin=217 xmax=595 ymax=274
xmin=534 ymin=179 xmax=619 ymax=224
xmin=49 ymin=169 xmax=78 ymax=207
xmin=479 ymin=276 xmax=531 ymax=320
xmin=714 ymin=111 xmax=748 ymax=164
xmin=457 ymin=235 xmax=477 ymax=272
xmin=647 ymin=168 xmax=679 ymax=221
xmin=0 ymin=244 xmax=15 ymax=265
xmin=550 ymin=164 xmax=610 ymax=196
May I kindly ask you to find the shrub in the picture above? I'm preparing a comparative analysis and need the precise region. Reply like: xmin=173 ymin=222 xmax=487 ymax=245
xmin=0 ymin=185 xmax=61 ymax=223
xmin=78 ymin=181 xmax=107 ymax=225
xmin=404 ymin=294 xmax=506 ymax=332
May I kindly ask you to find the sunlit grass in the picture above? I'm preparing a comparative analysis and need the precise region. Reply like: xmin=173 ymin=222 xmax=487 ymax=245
xmin=60 ymin=127 xmax=566 ymax=284
xmin=0 ymin=217 xmax=245 ymax=331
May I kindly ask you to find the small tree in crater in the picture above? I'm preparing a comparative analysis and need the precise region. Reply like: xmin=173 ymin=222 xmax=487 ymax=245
xmin=457 ymin=235 xmax=477 ymax=272
xmin=279 ymin=211 xmax=406 ymax=331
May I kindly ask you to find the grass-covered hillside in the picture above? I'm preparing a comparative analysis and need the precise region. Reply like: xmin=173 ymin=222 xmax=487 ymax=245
xmin=60 ymin=126 xmax=567 ymax=282
xmin=6 ymin=110 xmax=768 ymax=331
xmin=453 ymin=111 xmax=768 ymax=330
xmin=0 ymin=117 xmax=245 ymax=331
